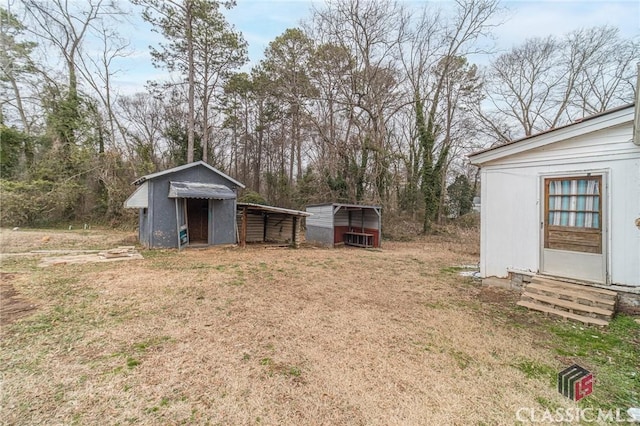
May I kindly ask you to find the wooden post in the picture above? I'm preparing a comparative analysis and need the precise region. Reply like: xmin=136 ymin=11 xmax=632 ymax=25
xmin=292 ymin=216 xmax=297 ymax=247
xmin=241 ymin=206 xmax=247 ymax=248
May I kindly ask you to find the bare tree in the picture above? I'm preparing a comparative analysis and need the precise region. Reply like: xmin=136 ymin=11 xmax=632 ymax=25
xmin=481 ymin=25 xmax=638 ymax=142
xmin=309 ymin=0 xmax=408 ymax=203
xmin=21 ymin=0 xmax=121 ymax=146
xmin=76 ymin=21 xmax=131 ymax=152
xmin=400 ymin=0 xmax=499 ymax=231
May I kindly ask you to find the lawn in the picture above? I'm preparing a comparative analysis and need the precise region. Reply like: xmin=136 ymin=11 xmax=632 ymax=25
xmin=1 ymin=228 xmax=638 ymax=425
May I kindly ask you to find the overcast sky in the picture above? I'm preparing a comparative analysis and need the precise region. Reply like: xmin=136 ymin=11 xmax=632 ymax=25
xmin=111 ymin=0 xmax=640 ymax=94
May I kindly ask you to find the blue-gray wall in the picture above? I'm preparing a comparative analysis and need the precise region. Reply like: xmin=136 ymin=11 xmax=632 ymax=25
xmin=142 ymin=165 xmax=240 ymax=248
xmin=212 ymin=199 xmax=236 ymax=244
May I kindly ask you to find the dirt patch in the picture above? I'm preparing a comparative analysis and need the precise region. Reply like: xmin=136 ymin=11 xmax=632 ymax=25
xmin=0 ymin=227 xmax=137 ymax=253
xmin=478 ymin=285 xmax=521 ymax=305
xmin=0 ymin=273 xmax=36 ymax=328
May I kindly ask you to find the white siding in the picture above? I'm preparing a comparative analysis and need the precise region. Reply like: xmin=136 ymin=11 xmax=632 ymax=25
xmin=480 ymin=121 xmax=640 ymax=287
xmin=306 ymin=205 xmax=333 ymax=228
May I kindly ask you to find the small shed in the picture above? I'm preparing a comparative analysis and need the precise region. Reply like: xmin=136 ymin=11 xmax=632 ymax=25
xmin=306 ymin=203 xmax=382 ymax=248
xmin=124 ymin=161 xmax=245 ymax=249
xmin=469 ymin=103 xmax=640 ymax=288
xmin=236 ymin=203 xmax=310 ymax=247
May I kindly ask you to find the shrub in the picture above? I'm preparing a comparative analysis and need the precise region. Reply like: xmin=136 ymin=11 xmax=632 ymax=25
xmin=0 ymin=179 xmax=84 ymax=227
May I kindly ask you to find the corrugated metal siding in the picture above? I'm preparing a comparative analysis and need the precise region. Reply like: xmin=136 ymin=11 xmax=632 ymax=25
xmin=306 ymin=226 xmax=334 ymax=246
xmin=266 ymin=214 xmax=293 ymax=242
xmin=236 ymin=212 xmax=265 ymax=242
xmin=363 ymin=209 xmax=380 ymax=228
xmin=145 ymin=164 xmax=239 ymax=248
xmin=334 ymin=208 xmax=349 ymax=226
xmin=306 ymin=205 xmax=333 ymax=228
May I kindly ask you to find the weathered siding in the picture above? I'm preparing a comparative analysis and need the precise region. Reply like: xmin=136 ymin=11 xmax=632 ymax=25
xmin=306 ymin=204 xmax=334 ymax=246
xmin=139 ymin=208 xmax=150 ymax=248
xmin=212 ymin=199 xmax=237 ymax=245
xmin=306 ymin=205 xmax=333 ymax=228
xmin=237 ymin=212 xmax=264 ymax=243
xmin=479 ymin=121 xmax=640 ymax=287
xmin=306 ymin=204 xmax=382 ymax=248
xmin=266 ymin=215 xmax=294 ymax=242
xmin=306 ymin=225 xmax=333 ymax=247
xmin=144 ymin=164 xmax=240 ymax=248
xmin=334 ymin=208 xmax=349 ymax=227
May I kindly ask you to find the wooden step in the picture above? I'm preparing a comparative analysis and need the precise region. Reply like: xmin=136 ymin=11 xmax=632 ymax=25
xmin=521 ymin=292 xmax=613 ymax=318
xmin=531 ymin=276 xmax=617 ymax=299
xmin=525 ymin=283 xmax=616 ymax=308
xmin=517 ymin=300 xmax=609 ymax=326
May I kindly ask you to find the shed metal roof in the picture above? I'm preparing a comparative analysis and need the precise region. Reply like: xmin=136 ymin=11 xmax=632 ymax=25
xmin=133 ymin=161 xmax=245 ymax=188
xmin=168 ymin=181 xmax=236 ymax=199
xmin=306 ymin=202 xmax=382 ymax=210
xmin=238 ymin=203 xmax=311 ymax=217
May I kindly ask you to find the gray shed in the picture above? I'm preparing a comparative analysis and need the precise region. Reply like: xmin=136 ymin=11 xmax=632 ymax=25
xmin=306 ymin=203 xmax=382 ymax=248
xmin=124 ymin=161 xmax=245 ymax=249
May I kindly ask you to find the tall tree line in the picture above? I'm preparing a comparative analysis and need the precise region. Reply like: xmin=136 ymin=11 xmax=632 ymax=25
xmin=1 ymin=0 xmax=638 ymax=229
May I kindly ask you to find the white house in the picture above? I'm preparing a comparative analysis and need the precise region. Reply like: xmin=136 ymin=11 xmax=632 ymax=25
xmin=469 ymin=104 xmax=640 ymax=298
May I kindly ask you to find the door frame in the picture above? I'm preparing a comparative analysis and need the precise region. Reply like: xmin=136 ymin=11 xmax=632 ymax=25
xmin=538 ymin=169 xmax=609 ymax=284
xmin=186 ymin=198 xmax=210 ymax=244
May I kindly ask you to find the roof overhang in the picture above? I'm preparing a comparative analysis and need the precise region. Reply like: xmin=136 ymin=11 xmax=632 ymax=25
xmin=306 ymin=202 xmax=382 ymax=210
xmin=133 ymin=161 xmax=245 ymax=188
xmin=237 ymin=202 xmax=311 ymax=217
xmin=124 ymin=181 xmax=149 ymax=208
xmin=168 ymin=181 xmax=236 ymax=200
xmin=469 ymin=104 xmax=635 ymax=166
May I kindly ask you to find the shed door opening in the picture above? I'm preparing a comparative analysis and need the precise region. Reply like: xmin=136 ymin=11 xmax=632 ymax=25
xmin=187 ymin=198 xmax=209 ymax=244
xmin=541 ymin=175 xmax=606 ymax=283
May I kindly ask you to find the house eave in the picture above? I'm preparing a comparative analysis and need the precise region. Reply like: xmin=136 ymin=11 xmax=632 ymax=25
xmin=469 ymin=104 xmax=635 ymax=166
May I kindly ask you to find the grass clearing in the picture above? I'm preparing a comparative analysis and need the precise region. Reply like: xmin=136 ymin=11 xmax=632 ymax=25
xmin=0 ymin=227 xmax=638 ymax=425
xmin=547 ymin=315 xmax=640 ymax=411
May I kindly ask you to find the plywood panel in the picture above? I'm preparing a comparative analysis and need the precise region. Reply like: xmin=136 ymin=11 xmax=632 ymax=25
xmin=546 ymin=226 xmax=601 ymax=253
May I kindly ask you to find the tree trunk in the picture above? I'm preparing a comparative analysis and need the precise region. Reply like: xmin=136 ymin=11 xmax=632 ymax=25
xmin=186 ymin=1 xmax=195 ymax=163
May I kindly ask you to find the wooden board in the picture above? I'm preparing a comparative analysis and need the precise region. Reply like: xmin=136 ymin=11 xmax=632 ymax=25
xmin=517 ymin=300 xmax=609 ymax=326
xmin=546 ymin=226 xmax=601 ymax=253
xmin=521 ymin=292 xmax=613 ymax=318
xmin=530 ymin=277 xmax=617 ymax=298
xmin=38 ymin=247 xmax=143 ymax=267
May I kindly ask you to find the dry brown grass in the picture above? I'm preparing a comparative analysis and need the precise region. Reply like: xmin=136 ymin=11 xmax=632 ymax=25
xmin=1 ymin=228 xmax=576 ymax=425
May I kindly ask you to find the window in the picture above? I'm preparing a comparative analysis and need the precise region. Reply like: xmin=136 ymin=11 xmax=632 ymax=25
xmin=547 ymin=177 xmax=600 ymax=229
xmin=544 ymin=176 xmax=602 ymax=254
